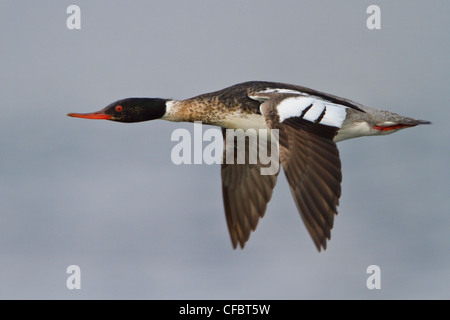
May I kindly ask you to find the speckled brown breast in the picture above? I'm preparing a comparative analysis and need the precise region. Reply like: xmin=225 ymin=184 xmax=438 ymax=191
xmin=171 ymin=83 xmax=263 ymax=125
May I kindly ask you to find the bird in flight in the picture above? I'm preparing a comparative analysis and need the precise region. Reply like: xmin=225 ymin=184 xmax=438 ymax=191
xmin=68 ymin=81 xmax=430 ymax=251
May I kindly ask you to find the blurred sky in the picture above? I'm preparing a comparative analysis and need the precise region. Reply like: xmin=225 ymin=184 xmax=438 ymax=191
xmin=0 ymin=1 xmax=449 ymax=299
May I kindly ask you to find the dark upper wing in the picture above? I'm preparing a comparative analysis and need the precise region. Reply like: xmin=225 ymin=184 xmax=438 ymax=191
xmin=221 ymin=128 xmax=279 ymax=248
xmin=255 ymin=92 xmax=347 ymax=251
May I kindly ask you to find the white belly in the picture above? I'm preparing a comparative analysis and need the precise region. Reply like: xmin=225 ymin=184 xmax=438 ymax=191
xmin=214 ymin=112 xmax=374 ymax=143
xmin=214 ymin=113 xmax=268 ymax=131
xmin=334 ymin=121 xmax=372 ymax=142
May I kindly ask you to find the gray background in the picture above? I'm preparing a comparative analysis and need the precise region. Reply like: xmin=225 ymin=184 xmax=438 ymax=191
xmin=1 ymin=1 xmax=449 ymax=299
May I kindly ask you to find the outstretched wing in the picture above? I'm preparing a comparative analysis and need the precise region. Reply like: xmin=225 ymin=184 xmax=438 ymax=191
xmin=252 ymin=90 xmax=349 ymax=251
xmin=221 ymin=128 xmax=279 ymax=248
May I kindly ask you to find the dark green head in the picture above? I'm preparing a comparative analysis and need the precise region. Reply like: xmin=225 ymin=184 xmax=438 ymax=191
xmin=68 ymin=98 xmax=168 ymax=123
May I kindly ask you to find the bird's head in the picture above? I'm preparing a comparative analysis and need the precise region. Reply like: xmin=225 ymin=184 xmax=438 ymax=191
xmin=67 ymin=98 xmax=168 ymax=123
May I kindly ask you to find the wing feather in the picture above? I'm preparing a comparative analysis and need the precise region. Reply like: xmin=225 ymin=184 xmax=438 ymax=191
xmin=221 ymin=129 xmax=279 ymax=248
xmin=259 ymin=93 xmax=343 ymax=251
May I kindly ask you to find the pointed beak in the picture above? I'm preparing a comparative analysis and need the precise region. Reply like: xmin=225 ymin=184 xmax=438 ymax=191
xmin=67 ymin=110 xmax=111 ymax=120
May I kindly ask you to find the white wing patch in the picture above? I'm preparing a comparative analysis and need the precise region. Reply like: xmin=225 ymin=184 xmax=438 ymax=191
xmin=276 ymin=96 xmax=348 ymax=128
xmin=320 ymin=103 xmax=347 ymax=127
xmin=302 ymin=101 xmax=323 ymax=122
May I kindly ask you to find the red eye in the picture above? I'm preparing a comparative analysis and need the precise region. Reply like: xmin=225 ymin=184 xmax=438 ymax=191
xmin=115 ymin=105 xmax=123 ymax=112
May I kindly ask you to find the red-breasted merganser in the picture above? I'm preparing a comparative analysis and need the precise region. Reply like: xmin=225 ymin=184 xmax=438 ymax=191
xmin=68 ymin=81 xmax=430 ymax=251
